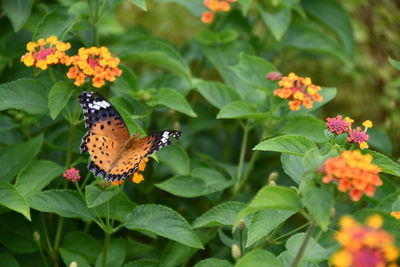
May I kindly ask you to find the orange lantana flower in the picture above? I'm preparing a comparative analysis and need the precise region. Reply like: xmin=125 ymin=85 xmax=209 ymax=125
xmin=331 ymin=215 xmax=399 ymax=267
xmin=201 ymin=0 xmax=237 ymax=24
xmin=322 ymin=151 xmax=382 ymax=201
xmin=66 ymin=46 xmax=122 ymax=88
xmin=21 ymin=36 xmax=71 ymax=70
xmin=269 ymin=72 xmax=323 ymax=111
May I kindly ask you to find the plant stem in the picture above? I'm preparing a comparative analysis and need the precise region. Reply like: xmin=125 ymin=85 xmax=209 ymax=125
xmin=274 ymin=222 xmax=311 ymax=242
xmin=239 ymin=228 xmax=244 ymax=255
xmin=102 ymin=231 xmax=110 ymax=267
xmin=289 ymin=221 xmax=316 ymax=267
xmin=52 ymin=217 xmax=64 ymax=266
xmin=65 ymin=125 xmax=74 ymax=169
xmin=48 ymin=67 xmax=57 ymax=83
xmin=234 ymin=125 xmax=250 ymax=193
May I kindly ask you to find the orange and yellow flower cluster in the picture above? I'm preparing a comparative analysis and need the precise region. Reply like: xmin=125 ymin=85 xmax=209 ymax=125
xmin=111 ymin=158 xmax=148 ymax=186
xmin=322 ymin=150 xmax=382 ymax=201
xmin=332 ymin=215 xmax=398 ymax=267
xmin=326 ymin=115 xmax=373 ymax=149
xmin=66 ymin=47 xmax=122 ymax=88
xmin=391 ymin=211 xmax=400 ymax=219
xmin=270 ymin=72 xmax=323 ymax=111
xmin=21 ymin=36 xmax=122 ymax=88
xmin=202 ymin=0 xmax=237 ymax=24
xmin=21 ymin=36 xmax=71 ymax=70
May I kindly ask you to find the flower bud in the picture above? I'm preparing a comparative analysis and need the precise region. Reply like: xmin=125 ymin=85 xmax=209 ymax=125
xmin=69 ymin=261 xmax=78 ymax=267
xmin=238 ymin=219 xmax=246 ymax=230
xmin=266 ymin=71 xmax=282 ymax=81
xmin=268 ymin=171 xmax=278 ymax=183
xmin=330 ymin=208 xmax=335 ymax=218
xmin=231 ymin=244 xmax=241 ymax=259
xmin=33 ymin=231 xmax=40 ymax=241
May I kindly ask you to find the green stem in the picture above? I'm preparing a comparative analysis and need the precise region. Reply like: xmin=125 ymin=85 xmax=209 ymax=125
xmin=274 ymin=222 xmax=311 ymax=242
xmin=80 ymin=172 xmax=92 ymax=191
xmin=41 ymin=214 xmax=53 ymax=256
xmin=234 ymin=124 xmax=250 ymax=193
xmin=289 ymin=222 xmax=316 ymax=267
xmin=102 ymin=231 xmax=110 ymax=267
xmin=36 ymin=238 xmax=49 ymax=267
xmin=48 ymin=67 xmax=57 ymax=83
xmin=65 ymin=125 xmax=74 ymax=168
xmin=239 ymin=228 xmax=244 ymax=256
xmin=52 ymin=217 xmax=64 ymax=266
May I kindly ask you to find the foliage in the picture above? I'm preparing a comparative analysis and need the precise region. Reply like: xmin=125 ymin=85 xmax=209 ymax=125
xmin=0 ymin=0 xmax=399 ymax=267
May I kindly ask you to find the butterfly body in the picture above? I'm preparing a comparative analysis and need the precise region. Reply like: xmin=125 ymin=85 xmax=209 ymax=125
xmin=78 ymin=92 xmax=181 ymax=182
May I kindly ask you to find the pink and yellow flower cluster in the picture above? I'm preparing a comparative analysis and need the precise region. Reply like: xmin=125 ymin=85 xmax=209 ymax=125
xmin=332 ymin=215 xmax=398 ymax=267
xmin=326 ymin=115 xmax=372 ymax=149
xmin=202 ymin=0 xmax=237 ymax=24
xmin=323 ymin=150 xmax=382 ymax=201
xmin=270 ymin=72 xmax=323 ymax=111
xmin=21 ymin=36 xmax=122 ymax=88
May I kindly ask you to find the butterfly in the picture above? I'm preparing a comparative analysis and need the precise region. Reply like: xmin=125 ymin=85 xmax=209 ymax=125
xmin=78 ymin=91 xmax=182 ymax=182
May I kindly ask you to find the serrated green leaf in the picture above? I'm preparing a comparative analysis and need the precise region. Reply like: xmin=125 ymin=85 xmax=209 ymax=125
xmin=110 ymin=65 xmax=138 ymax=96
xmin=196 ymin=81 xmax=240 ymax=109
xmin=235 ymin=249 xmax=282 ymax=267
xmin=364 ymin=150 xmax=400 ymax=177
xmin=128 ymin=0 xmax=147 ymax=10
xmin=15 ymin=160 xmax=65 ymax=197
xmin=95 ymin=238 xmax=126 ymax=267
xmin=124 ymin=204 xmax=203 ymax=248
xmin=281 ymin=153 xmax=305 ymax=184
xmin=195 ymin=258 xmax=233 ymax=267
xmin=156 ymin=167 xmax=233 ymax=198
xmin=117 ymin=38 xmax=191 ymax=82
xmin=0 ymin=134 xmax=43 ymax=182
xmin=62 ymin=231 xmax=102 ymax=264
xmin=236 ymin=186 xmax=302 ymax=223
xmin=281 ymin=116 xmax=328 ymax=143
xmin=2 ymin=0 xmax=33 ymax=32
xmin=59 ymin=248 xmax=91 ymax=267
xmin=94 ymin=192 xmax=137 ymax=222
xmin=0 ymin=79 xmax=48 ymax=115
xmin=0 ymin=182 xmax=30 ymax=221
xmin=28 ymin=190 xmax=95 ymax=221
xmin=217 ymin=101 xmax=268 ymax=119
xmin=286 ymin=233 xmax=331 ymax=263
xmin=246 ymin=210 xmax=295 ymax=247
xmin=33 ymin=10 xmax=74 ymax=40
xmin=278 ymin=251 xmax=320 ymax=267
xmin=152 ymin=88 xmax=197 ymax=117
xmin=231 ymin=53 xmax=277 ymax=89
xmin=157 ymin=145 xmax=190 ymax=175
xmin=260 ymin=7 xmax=292 ymax=41
xmin=302 ymin=181 xmax=333 ymax=231
xmin=48 ymin=81 xmax=75 ymax=119
xmin=193 ymin=201 xmax=246 ymax=228
xmin=85 ymin=181 xmax=120 ymax=208
xmin=253 ymin=135 xmax=316 ymax=156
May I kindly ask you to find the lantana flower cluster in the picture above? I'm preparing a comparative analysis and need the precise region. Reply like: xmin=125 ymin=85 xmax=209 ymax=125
xmin=331 ymin=214 xmax=398 ymax=267
xmin=21 ymin=36 xmax=122 ymax=88
xmin=21 ymin=36 xmax=71 ymax=70
xmin=63 ymin=168 xmax=81 ymax=183
xmin=322 ymin=150 xmax=382 ymax=201
xmin=202 ymin=0 xmax=237 ymax=24
xmin=268 ymin=72 xmax=323 ymax=111
xmin=111 ymin=158 xmax=148 ymax=186
xmin=66 ymin=47 xmax=122 ymax=88
xmin=326 ymin=115 xmax=372 ymax=149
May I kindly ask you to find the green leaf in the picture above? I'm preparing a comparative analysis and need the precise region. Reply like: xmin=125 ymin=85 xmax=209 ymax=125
xmin=389 ymin=57 xmax=400 ymax=71
xmin=28 ymin=190 xmax=95 ymax=221
xmin=302 ymin=181 xmax=333 ymax=231
xmin=154 ymin=0 xmax=206 ymax=16
xmin=62 ymin=231 xmax=102 ymax=264
xmin=235 ymin=249 xmax=282 ymax=267
xmin=48 ymin=81 xmax=75 ymax=120
xmin=302 ymin=0 xmax=354 ymax=55
xmin=2 ymin=0 xmax=33 ymax=32
xmin=110 ymin=65 xmax=138 ymax=96
xmin=0 ymin=182 xmax=30 ymax=220
xmin=195 ymin=258 xmax=233 ymax=267
xmin=157 ymin=145 xmax=190 ymax=175
xmin=128 ymin=0 xmax=147 ymax=10
xmin=281 ymin=116 xmax=328 ymax=143
xmin=0 ymin=251 xmax=19 ymax=267
xmin=0 ymin=79 xmax=48 ymax=115
xmin=286 ymin=233 xmax=330 ymax=263
xmin=246 ymin=210 xmax=295 ymax=247
xmin=155 ymin=167 xmax=233 ymax=198
xmin=230 ymin=53 xmax=277 ymax=89
xmin=196 ymin=81 xmax=240 ymax=109
xmin=117 ymin=38 xmax=191 ymax=83
xmin=196 ymin=29 xmax=238 ymax=45
xmin=85 ymin=181 xmax=120 ymax=208
xmin=366 ymin=150 xmax=400 ymax=177
xmin=217 ymin=101 xmax=267 ymax=119
xmin=281 ymin=154 xmax=305 ymax=184
xmin=123 ymin=204 xmax=203 ymax=249
xmin=152 ymin=88 xmax=197 ymax=117
xmin=193 ymin=201 xmax=246 ymax=228
xmin=0 ymin=134 xmax=43 ymax=182
xmin=33 ymin=10 xmax=75 ymax=40
xmin=59 ymin=248 xmax=91 ymax=267
xmin=124 ymin=259 xmax=159 ymax=267
xmin=236 ymin=186 xmax=302 ymax=223
xmin=94 ymin=192 xmax=137 ymax=222
xmin=15 ymin=160 xmax=65 ymax=197
xmin=392 ymin=197 xmax=400 ymax=211
xmin=260 ymin=7 xmax=292 ymax=41
xmin=96 ymin=238 xmax=126 ymax=267
xmin=253 ymin=135 xmax=316 ymax=156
